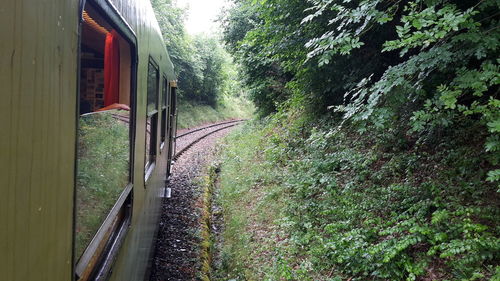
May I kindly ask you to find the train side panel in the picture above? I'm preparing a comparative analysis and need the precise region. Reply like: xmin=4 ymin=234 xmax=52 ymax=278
xmin=0 ymin=1 xmax=79 ymax=280
xmin=102 ymin=0 xmax=175 ymax=280
xmin=0 ymin=0 xmax=175 ymax=280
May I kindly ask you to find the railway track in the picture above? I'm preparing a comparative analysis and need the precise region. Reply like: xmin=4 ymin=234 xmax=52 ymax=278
xmin=173 ymin=119 xmax=245 ymax=160
xmin=152 ymin=120 xmax=244 ymax=280
xmin=175 ymin=119 xmax=245 ymax=139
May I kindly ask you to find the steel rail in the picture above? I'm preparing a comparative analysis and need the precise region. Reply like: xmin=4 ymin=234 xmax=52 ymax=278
xmin=173 ymin=122 xmax=242 ymax=160
xmin=175 ymin=119 xmax=246 ymax=139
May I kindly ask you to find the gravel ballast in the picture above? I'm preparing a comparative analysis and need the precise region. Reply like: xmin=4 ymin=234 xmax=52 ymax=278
xmin=149 ymin=121 xmax=240 ymax=281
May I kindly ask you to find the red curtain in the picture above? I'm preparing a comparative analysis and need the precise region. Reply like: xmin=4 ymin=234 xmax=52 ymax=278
xmin=104 ymin=31 xmax=120 ymax=106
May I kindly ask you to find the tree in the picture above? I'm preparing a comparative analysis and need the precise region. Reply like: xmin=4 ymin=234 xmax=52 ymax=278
xmin=223 ymin=0 xmax=499 ymax=179
xmin=151 ymin=0 xmax=241 ymax=107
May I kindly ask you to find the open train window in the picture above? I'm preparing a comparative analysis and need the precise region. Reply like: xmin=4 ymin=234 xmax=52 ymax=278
xmin=160 ymin=76 xmax=169 ymax=150
xmin=75 ymin=2 xmax=136 ymax=280
xmin=145 ymin=59 xmax=159 ymax=180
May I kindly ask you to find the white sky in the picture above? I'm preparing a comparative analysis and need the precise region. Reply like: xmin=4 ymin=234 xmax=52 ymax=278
xmin=176 ymin=0 xmax=229 ymax=34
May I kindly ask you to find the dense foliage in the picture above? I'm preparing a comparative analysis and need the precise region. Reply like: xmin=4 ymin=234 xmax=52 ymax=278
xmin=216 ymin=0 xmax=500 ymax=280
xmin=151 ymin=0 xmax=248 ymax=107
xmin=222 ymin=0 xmax=499 ymax=182
xmin=214 ymin=117 xmax=499 ymax=281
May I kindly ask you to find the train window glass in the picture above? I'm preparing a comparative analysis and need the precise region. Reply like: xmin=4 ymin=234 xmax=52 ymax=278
xmin=168 ymin=83 xmax=178 ymax=159
xmin=147 ymin=61 xmax=159 ymax=115
xmin=160 ymin=110 xmax=167 ymax=150
xmin=145 ymin=115 xmax=158 ymax=167
xmin=76 ymin=5 xmax=134 ymax=264
xmin=161 ymin=77 xmax=168 ymax=146
xmin=145 ymin=59 xmax=159 ymax=173
xmin=162 ymin=76 xmax=168 ymax=108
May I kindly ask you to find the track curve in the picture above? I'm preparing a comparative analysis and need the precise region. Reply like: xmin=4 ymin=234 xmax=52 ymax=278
xmin=174 ymin=120 xmax=245 ymax=160
xmin=175 ymin=119 xmax=246 ymax=139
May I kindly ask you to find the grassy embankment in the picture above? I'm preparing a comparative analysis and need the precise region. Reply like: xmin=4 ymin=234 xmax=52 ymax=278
xmin=177 ymin=95 xmax=254 ymax=129
xmin=210 ymin=112 xmax=499 ymax=281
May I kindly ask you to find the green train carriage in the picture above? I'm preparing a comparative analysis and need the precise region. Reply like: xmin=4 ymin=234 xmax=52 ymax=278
xmin=0 ymin=0 xmax=178 ymax=280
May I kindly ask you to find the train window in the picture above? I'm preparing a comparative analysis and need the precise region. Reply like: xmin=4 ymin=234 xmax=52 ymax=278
xmin=162 ymin=76 xmax=168 ymax=108
xmin=145 ymin=59 xmax=159 ymax=175
xmin=75 ymin=4 xmax=135 ymax=279
xmin=168 ymin=82 xmax=178 ymax=161
xmin=160 ymin=76 xmax=168 ymax=148
xmin=147 ymin=61 xmax=159 ymax=115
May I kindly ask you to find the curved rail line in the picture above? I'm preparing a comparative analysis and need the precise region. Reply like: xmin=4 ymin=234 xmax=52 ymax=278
xmin=173 ymin=121 xmax=244 ymax=160
xmin=175 ymin=119 xmax=246 ymax=139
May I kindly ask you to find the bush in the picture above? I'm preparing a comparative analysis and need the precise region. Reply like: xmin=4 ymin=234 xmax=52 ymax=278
xmin=214 ymin=113 xmax=499 ymax=280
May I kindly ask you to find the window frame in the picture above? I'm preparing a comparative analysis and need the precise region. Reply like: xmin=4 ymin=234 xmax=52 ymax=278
xmin=146 ymin=58 xmax=160 ymax=117
xmin=160 ymin=75 xmax=169 ymax=151
xmin=144 ymin=57 xmax=160 ymax=181
xmin=75 ymin=0 xmax=138 ymax=279
xmin=167 ymin=81 xmax=178 ymax=165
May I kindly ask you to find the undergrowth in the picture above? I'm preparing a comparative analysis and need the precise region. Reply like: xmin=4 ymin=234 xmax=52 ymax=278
xmin=213 ymin=114 xmax=499 ymax=281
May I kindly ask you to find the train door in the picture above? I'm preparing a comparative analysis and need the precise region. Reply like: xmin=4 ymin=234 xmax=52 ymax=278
xmin=75 ymin=1 xmax=137 ymax=280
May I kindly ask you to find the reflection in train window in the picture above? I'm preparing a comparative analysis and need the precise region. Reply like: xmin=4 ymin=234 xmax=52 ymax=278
xmin=145 ymin=59 xmax=159 ymax=172
xmin=76 ymin=5 xmax=133 ymax=264
xmin=76 ymin=111 xmax=130 ymax=258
